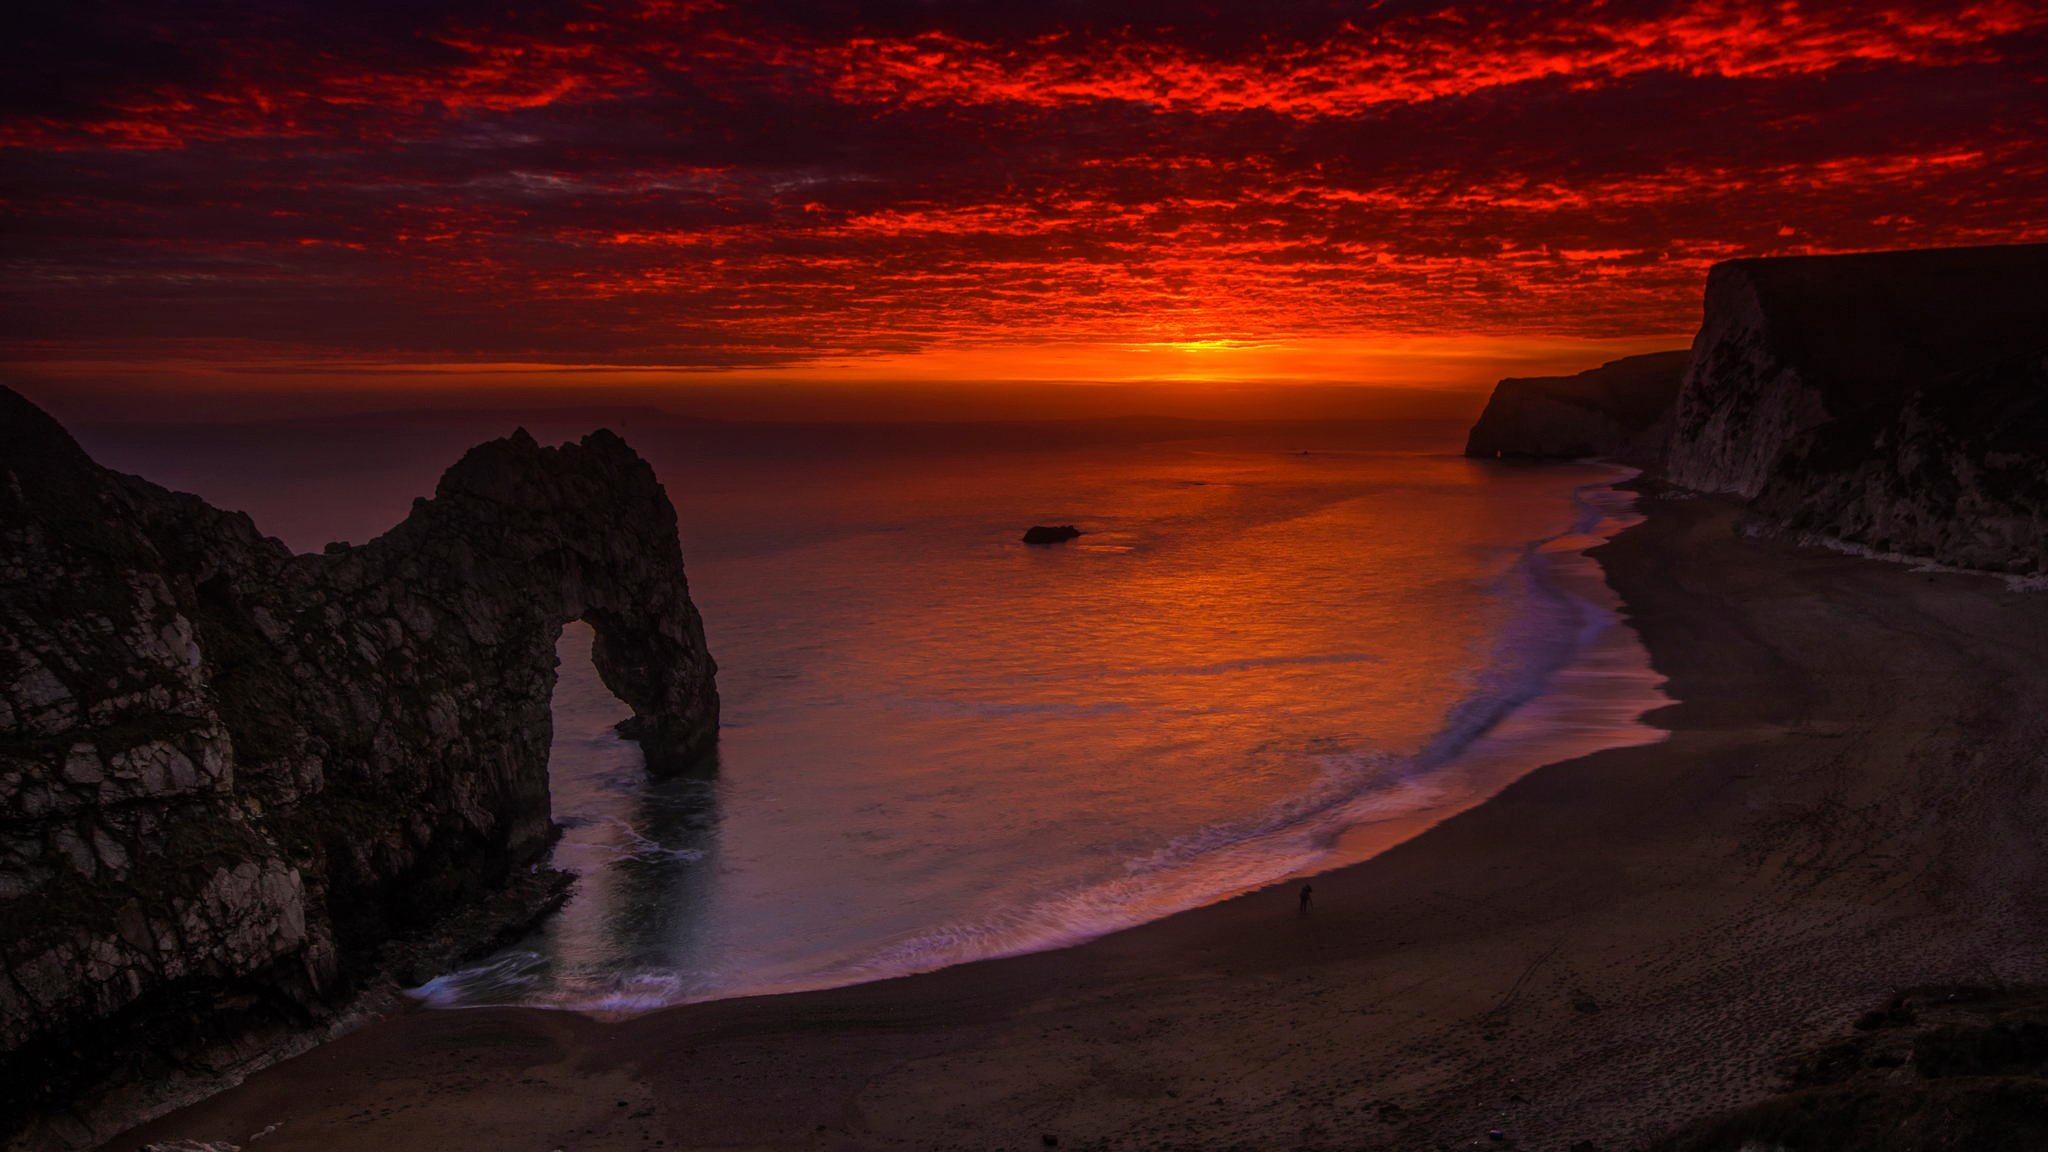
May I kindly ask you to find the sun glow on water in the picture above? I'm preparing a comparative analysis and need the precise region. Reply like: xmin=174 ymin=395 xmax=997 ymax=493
xmin=408 ymin=421 xmax=1667 ymax=1012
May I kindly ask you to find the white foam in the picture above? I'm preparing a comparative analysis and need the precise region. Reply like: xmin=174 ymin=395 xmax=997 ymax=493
xmin=1774 ymin=527 xmax=2048 ymax=591
xmin=419 ymin=467 xmax=1669 ymax=1016
xmin=783 ymin=477 xmax=1653 ymax=989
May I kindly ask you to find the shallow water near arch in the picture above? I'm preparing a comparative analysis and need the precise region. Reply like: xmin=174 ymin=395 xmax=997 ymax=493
xmin=406 ymin=422 xmax=1668 ymax=1012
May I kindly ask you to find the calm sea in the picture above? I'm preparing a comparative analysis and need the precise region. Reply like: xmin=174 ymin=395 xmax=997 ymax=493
xmin=78 ymin=413 xmax=1665 ymax=1012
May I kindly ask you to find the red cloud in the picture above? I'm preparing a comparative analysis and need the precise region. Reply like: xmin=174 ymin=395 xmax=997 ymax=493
xmin=1 ymin=1 xmax=2043 ymax=378
xmin=821 ymin=1 xmax=2044 ymax=117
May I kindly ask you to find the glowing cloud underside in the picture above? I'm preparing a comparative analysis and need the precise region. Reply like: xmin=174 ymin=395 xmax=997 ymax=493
xmin=1 ymin=0 xmax=2043 ymax=394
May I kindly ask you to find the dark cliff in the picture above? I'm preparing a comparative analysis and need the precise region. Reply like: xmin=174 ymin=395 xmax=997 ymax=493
xmin=0 ymin=387 xmax=717 ymax=1140
xmin=1464 ymin=243 xmax=2048 ymax=576
xmin=1463 ymin=351 xmax=1690 ymax=468
xmin=1666 ymin=243 xmax=2048 ymax=574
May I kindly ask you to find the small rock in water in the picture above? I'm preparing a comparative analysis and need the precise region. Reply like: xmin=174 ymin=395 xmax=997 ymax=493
xmin=1022 ymin=525 xmax=1082 ymax=545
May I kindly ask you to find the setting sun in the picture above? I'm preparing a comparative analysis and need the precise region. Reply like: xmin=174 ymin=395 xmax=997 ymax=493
xmin=6 ymin=4 xmax=2047 ymax=1150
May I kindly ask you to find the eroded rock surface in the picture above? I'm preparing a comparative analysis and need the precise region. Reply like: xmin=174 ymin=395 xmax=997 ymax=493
xmin=1467 ymin=243 xmax=2048 ymax=575
xmin=1663 ymin=243 xmax=2048 ymax=573
xmin=0 ymin=386 xmax=716 ymax=1139
xmin=1747 ymin=352 xmax=2048 ymax=574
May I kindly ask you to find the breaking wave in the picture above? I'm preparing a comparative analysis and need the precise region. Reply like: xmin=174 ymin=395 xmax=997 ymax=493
xmin=415 ymin=473 xmax=1658 ymax=1014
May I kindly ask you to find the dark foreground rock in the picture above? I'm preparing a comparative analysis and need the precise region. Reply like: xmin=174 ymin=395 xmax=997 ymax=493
xmin=1022 ymin=525 xmax=1082 ymax=545
xmin=1648 ymin=985 xmax=2048 ymax=1152
xmin=1462 ymin=350 xmax=1690 ymax=467
xmin=0 ymin=386 xmax=717 ymax=1145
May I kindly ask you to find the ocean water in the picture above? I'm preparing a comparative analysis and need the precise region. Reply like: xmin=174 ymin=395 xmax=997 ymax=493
xmin=78 ymin=415 xmax=1666 ymax=1013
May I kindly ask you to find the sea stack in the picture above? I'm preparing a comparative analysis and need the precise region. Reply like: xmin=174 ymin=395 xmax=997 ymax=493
xmin=0 ymin=387 xmax=718 ymax=1128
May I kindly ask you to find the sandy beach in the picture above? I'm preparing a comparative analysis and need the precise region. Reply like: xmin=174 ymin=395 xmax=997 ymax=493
xmin=108 ymin=491 xmax=2048 ymax=1152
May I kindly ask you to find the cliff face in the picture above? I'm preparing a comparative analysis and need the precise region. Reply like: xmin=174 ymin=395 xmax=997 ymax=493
xmin=1664 ymin=243 xmax=2048 ymax=573
xmin=0 ymin=387 xmax=717 ymax=1134
xmin=1746 ymin=352 xmax=2048 ymax=574
xmin=1463 ymin=351 xmax=1690 ymax=468
xmin=1665 ymin=244 xmax=2048 ymax=499
xmin=1463 ymin=243 xmax=2048 ymax=576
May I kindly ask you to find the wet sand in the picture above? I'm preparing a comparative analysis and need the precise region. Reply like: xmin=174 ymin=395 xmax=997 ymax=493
xmin=109 ymin=493 xmax=2048 ymax=1151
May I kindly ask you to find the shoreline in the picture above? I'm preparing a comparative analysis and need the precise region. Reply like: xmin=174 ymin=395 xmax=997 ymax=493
xmin=108 ymin=491 xmax=2048 ymax=1151
xmin=415 ymin=460 xmax=1665 ymax=1019
xmin=1313 ymin=468 xmax=1668 ymax=887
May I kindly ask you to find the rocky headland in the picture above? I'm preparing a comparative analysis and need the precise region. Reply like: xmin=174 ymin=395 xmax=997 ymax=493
xmin=1468 ymin=242 xmax=2048 ymax=575
xmin=0 ymin=387 xmax=717 ymax=1145
xmin=1462 ymin=349 xmax=1691 ymax=467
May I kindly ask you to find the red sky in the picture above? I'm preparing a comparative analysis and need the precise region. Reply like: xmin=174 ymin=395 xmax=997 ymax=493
xmin=4 ymin=0 xmax=2045 ymax=416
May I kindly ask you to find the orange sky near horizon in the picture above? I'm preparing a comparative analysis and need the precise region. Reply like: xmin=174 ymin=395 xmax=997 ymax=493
xmin=3 ymin=1 xmax=2044 ymax=417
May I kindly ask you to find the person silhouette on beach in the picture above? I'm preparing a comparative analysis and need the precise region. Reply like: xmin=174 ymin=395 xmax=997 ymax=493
xmin=1298 ymin=883 xmax=1314 ymax=915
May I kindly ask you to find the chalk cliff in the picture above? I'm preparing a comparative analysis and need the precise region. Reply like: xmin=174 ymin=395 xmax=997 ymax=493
xmin=1739 ymin=351 xmax=2048 ymax=574
xmin=0 ymin=386 xmax=717 ymax=1137
xmin=1463 ymin=351 xmax=1690 ymax=467
xmin=1666 ymin=243 xmax=2048 ymax=574
xmin=1465 ymin=243 xmax=2048 ymax=575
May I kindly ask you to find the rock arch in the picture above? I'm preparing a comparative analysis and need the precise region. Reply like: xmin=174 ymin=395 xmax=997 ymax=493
xmin=0 ymin=389 xmax=717 ymax=1139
